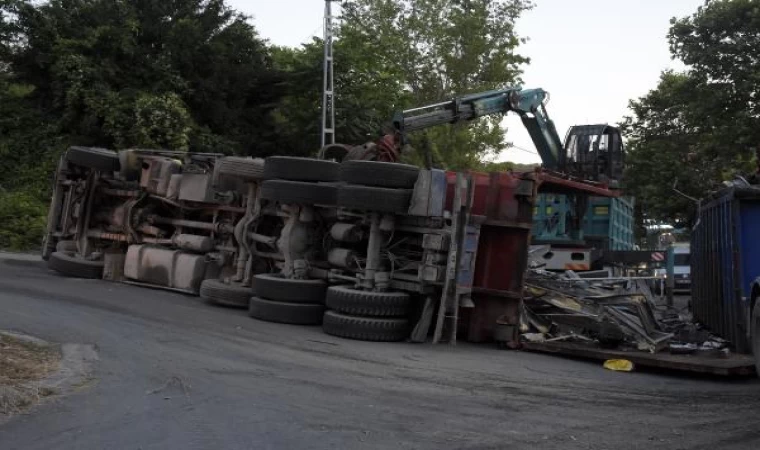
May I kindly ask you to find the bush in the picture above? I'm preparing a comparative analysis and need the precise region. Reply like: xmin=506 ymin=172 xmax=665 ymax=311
xmin=0 ymin=191 xmax=47 ymax=251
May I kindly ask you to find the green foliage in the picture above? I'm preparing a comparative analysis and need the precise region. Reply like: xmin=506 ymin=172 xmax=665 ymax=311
xmin=273 ymin=1 xmax=533 ymax=164
xmin=0 ymin=0 xmax=285 ymax=249
xmin=133 ymin=93 xmax=192 ymax=150
xmin=0 ymin=190 xmax=47 ymax=251
xmin=0 ymin=77 xmax=64 ymax=198
xmin=624 ymin=0 xmax=760 ymax=223
xmin=268 ymin=43 xmax=327 ymax=157
xmin=4 ymin=0 xmax=283 ymax=154
xmin=338 ymin=0 xmax=533 ymax=168
xmin=270 ymin=35 xmax=413 ymax=157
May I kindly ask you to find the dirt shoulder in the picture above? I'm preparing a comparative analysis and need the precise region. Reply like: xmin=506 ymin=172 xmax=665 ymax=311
xmin=0 ymin=333 xmax=61 ymax=416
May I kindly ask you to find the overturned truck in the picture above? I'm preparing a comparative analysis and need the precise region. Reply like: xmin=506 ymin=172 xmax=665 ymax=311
xmin=43 ymin=145 xmax=616 ymax=344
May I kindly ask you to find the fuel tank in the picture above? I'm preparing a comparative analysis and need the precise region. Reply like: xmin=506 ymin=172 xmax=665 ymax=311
xmin=124 ymin=245 xmax=207 ymax=293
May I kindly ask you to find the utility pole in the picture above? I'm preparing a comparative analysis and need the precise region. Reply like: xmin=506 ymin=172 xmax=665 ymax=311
xmin=321 ymin=0 xmax=338 ymax=148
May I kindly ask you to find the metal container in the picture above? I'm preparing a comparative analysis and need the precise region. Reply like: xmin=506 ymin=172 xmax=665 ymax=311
xmin=583 ymin=196 xmax=635 ymax=251
xmin=533 ymin=194 xmax=635 ymax=250
xmin=692 ymin=187 xmax=760 ymax=353
xmin=444 ymin=170 xmax=620 ymax=342
xmin=446 ymin=171 xmax=535 ymax=342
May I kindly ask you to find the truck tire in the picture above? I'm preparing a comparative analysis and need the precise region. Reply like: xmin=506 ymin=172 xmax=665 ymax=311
xmin=260 ymin=180 xmax=337 ymax=205
xmin=200 ymin=279 xmax=250 ymax=308
xmin=322 ymin=311 xmax=409 ymax=342
xmin=47 ymin=251 xmax=104 ymax=279
xmin=215 ymin=157 xmax=266 ymax=181
xmin=325 ymin=286 xmax=410 ymax=317
xmin=264 ymin=156 xmax=339 ymax=182
xmin=752 ymin=303 xmax=760 ymax=377
xmin=252 ymin=274 xmax=327 ymax=304
xmin=248 ymin=297 xmax=325 ymax=325
xmin=337 ymin=185 xmax=411 ymax=214
xmin=339 ymin=161 xmax=419 ymax=189
xmin=66 ymin=146 xmax=120 ymax=172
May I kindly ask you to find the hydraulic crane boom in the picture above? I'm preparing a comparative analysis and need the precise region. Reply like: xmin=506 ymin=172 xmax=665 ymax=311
xmin=393 ymin=87 xmax=566 ymax=170
xmin=334 ymin=86 xmax=623 ymax=182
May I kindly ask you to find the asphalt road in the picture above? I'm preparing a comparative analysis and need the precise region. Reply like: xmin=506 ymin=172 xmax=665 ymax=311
xmin=1 ymin=254 xmax=760 ymax=450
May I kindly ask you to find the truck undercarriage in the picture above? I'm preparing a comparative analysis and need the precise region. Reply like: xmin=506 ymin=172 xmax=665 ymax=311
xmin=44 ymin=146 xmax=485 ymax=343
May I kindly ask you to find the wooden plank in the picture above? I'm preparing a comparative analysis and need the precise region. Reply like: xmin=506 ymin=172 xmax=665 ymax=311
xmin=522 ymin=341 xmax=756 ymax=376
xmin=409 ymin=296 xmax=435 ymax=343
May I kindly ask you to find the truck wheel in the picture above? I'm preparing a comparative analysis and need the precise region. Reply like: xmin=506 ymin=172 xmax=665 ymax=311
xmin=337 ymin=185 xmax=412 ymax=214
xmin=252 ymin=274 xmax=327 ymax=304
xmin=215 ymin=157 xmax=266 ymax=181
xmin=264 ymin=156 xmax=339 ymax=182
xmin=66 ymin=146 xmax=120 ymax=172
xmin=752 ymin=303 xmax=760 ymax=377
xmin=325 ymin=286 xmax=410 ymax=317
xmin=260 ymin=180 xmax=337 ymax=205
xmin=339 ymin=161 xmax=419 ymax=189
xmin=47 ymin=251 xmax=104 ymax=279
xmin=200 ymin=279 xmax=250 ymax=308
xmin=322 ymin=311 xmax=409 ymax=342
xmin=248 ymin=297 xmax=325 ymax=325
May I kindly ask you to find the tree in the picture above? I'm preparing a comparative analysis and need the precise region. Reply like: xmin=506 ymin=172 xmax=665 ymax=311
xmin=3 ymin=0 xmax=284 ymax=155
xmin=624 ymin=0 xmax=760 ymax=223
xmin=0 ymin=0 xmax=286 ymax=249
xmin=270 ymin=38 xmax=405 ymax=158
xmin=335 ymin=0 xmax=533 ymax=169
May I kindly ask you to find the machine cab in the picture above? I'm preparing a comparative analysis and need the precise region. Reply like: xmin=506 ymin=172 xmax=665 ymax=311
xmin=563 ymin=124 xmax=625 ymax=183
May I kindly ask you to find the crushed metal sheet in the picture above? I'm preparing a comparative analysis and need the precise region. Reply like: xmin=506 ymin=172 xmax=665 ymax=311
xmin=521 ymin=269 xmax=679 ymax=353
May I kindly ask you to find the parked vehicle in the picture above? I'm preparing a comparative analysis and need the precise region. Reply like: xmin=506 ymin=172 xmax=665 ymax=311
xmin=671 ymin=243 xmax=691 ymax=293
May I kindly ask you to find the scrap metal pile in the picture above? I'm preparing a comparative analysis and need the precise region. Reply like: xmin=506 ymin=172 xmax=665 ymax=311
xmin=520 ymin=269 xmax=729 ymax=355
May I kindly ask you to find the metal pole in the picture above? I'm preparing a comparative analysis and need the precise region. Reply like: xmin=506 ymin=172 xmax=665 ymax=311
xmin=321 ymin=0 xmax=337 ymax=147
xmin=554 ymin=276 xmax=666 ymax=282
xmin=666 ymin=245 xmax=675 ymax=308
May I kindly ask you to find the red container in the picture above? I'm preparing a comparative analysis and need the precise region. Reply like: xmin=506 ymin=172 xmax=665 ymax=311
xmin=446 ymin=171 xmax=535 ymax=342
xmin=445 ymin=170 xmax=616 ymax=342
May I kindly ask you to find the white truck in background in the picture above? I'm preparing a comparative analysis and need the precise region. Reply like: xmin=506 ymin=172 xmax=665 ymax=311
xmin=671 ymin=243 xmax=691 ymax=293
xmin=651 ymin=242 xmax=691 ymax=294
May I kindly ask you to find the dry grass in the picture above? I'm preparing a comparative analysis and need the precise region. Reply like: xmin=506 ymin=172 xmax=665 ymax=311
xmin=0 ymin=334 xmax=60 ymax=415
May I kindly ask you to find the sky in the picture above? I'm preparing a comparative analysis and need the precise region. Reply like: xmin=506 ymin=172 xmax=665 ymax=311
xmin=232 ymin=0 xmax=706 ymax=164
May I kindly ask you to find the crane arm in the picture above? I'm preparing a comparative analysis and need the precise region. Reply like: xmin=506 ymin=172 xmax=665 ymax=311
xmin=392 ymin=87 xmax=565 ymax=170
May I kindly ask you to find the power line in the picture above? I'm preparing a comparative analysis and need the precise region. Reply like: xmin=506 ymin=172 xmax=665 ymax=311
xmin=297 ymin=24 xmax=324 ymax=46
xmin=510 ymin=145 xmax=538 ymax=155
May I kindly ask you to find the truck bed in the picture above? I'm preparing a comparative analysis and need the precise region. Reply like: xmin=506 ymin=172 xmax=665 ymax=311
xmin=522 ymin=341 xmax=756 ymax=376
